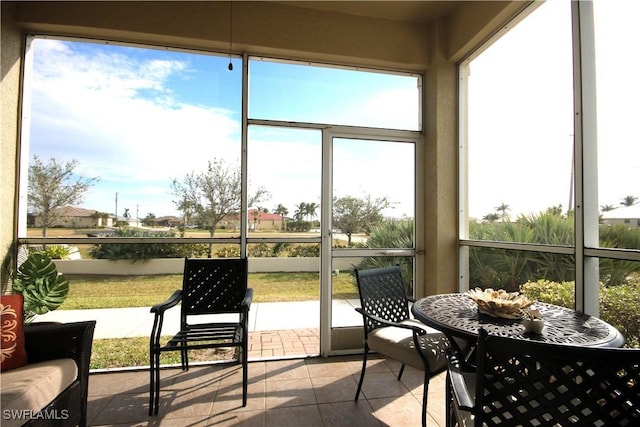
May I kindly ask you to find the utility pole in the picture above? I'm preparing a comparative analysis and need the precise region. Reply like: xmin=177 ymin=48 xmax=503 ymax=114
xmin=115 ymin=192 xmax=118 ymax=221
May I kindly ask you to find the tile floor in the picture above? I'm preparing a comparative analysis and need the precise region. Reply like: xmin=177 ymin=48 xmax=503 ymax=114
xmin=88 ymin=355 xmax=447 ymax=426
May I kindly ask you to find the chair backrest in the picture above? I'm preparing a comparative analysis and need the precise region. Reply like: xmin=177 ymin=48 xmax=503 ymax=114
xmin=181 ymin=258 xmax=248 ymax=317
xmin=355 ymin=266 xmax=410 ymax=333
xmin=473 ymin=328 xmax=640 ymax=427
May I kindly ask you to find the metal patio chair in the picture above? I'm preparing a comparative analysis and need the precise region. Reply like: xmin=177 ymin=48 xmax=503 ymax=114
xmin=148 ymin=257 xmax=252 ymax=415
xmin=354 ymin=266 xmax=449 ymax=427
xmin=446 ymin=327 xmax=640 ymax=426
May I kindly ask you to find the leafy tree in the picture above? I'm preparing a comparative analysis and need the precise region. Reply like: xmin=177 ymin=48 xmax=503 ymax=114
xmin=28 ymin=156 xmax=100 ymax=237
xmin=545 ymin=205 xmax=563 ymax=216
xmin=171 ymin=158 xmax=270 ymax=256
xmin=333 ymin=194 xmax=391 ymax=246
xmin=274 ymin=204 xmax=289 ymax=231
xmin=482 ymin=213 xmax=500 ymax=222
xmin=143 ymin=213 xmax=157 ymax=227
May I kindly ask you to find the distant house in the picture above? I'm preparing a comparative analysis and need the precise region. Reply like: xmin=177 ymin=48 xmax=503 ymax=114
xmin=155 ymin=216 xmax=182 ymax=228
xmin=248 ymin=209 xmax=285 ymax=231
xmin=602 ymin=205 xmax=640 ymax=227
xmin=32 ymin=206 xmax=114 ymax=228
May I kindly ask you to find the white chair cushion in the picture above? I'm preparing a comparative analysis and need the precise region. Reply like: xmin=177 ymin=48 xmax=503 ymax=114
xmin=1 ymin=358 xmax=78 ymax=427
xmin=368 ymin=319 xmax=448 ymax=371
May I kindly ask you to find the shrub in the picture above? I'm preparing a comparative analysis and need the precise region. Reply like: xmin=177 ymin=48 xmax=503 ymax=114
xmin=288 ymin=244 xmax=320 ymax=257
xmin=521 ymin=279 xmax=640 ymax=348
xmin=216 ymin=245 xmax=240 ymax=258
xmin=249 ymin=243 xmax=276 ymax=257
xmin=469 ymin=212 xmax=640 ymax=288
xmin=89 ymin=228 xmax=207 ymax=261
xmin=357 ymin=219 xmax=414 ymax=293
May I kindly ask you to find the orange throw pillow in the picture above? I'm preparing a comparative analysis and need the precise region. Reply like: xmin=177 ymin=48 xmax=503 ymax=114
xmin=1 ymin=294 xmax=27 ymax=371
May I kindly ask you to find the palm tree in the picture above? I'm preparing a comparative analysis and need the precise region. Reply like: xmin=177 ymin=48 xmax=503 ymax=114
xmin=294 ymin=202 xmax=307 ymax=221
xmin=306 ymin=202 xmax=318 ymax=223
xmin=600 ymin=204 xmax=617 ymax=213
xmin=620 ymin=195 xmax=638 ymax=207
xmin=274 ymin=204 xmax=289 ymax=231
xmin=495 ymin=203 xmax=510 ymax=221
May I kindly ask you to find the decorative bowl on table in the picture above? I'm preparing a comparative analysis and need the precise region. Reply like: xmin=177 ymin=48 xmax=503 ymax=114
xmin=466 ymin=288 xmax=534 ymax=319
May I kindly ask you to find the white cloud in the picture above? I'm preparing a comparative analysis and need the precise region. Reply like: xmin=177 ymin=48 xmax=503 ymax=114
xmin=29 ymin=39 xmax=239 ymax=215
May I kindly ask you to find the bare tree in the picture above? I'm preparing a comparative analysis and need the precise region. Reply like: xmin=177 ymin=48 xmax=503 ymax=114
xmin=171 ymin=158 xmax=270 ymax=256
xmin=28 ymin=156 xmax=100 ymax=237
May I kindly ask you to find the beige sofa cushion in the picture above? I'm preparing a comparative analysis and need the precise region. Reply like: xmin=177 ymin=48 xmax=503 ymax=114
xmin=368 ymin=319 xmax=448 ymax=371
xmin=1 ymin=358 xmax=78 ymax=427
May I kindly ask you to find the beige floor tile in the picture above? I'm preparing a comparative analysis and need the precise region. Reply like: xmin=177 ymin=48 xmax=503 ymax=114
xmin=368 ymin=394 xmax=424 ymax=427
xmin=359 ymin=371 xmax=412 ymax=400
xmin=310 ymin=375 xmax=359 ymax=404
xmin=208 ymin=409 xmax=265 ymax=426
xmin=264 ymin=359 xmax=310 ymax=381
xmin=317 ymin=400 xmax=382 ymax=426
xmin=91 ymin=392 xmax=153 ymax=425
xmin=264 ymin=404 xmax=323 ymax=427
xmin=305 ymin=359 xmax=353 ymax=378
xmin=211 ymin=380 xmax=266 ymax=413
xmin=265 ymin=377 xmax=317 ymax=408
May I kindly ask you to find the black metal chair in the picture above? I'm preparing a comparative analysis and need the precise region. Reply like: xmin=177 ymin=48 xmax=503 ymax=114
xmin=354 ymin=266 xmax=449 ymax=427
xmin=447 ymin=327 xmax=640 ymax=427
xmin=148 ymin=257 xmax=252 ymax=416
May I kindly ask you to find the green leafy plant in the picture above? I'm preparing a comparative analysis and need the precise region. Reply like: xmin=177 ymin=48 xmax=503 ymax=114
xmin=11 ymin=253 xmax=69 ymax=323
xmin=31 ymin=244 xmax=73 ymax=259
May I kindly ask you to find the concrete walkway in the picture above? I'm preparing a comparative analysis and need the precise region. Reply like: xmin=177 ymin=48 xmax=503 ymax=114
xmin=34 ymin=299 xmax=363 ymax=339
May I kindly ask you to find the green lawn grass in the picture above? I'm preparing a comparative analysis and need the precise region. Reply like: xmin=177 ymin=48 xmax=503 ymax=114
xmin=61 ymin=272 xmax=359 ymax=310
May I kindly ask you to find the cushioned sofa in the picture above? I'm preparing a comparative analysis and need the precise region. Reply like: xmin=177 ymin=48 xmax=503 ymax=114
xmin=1 ymin=320 xmax=95 ymax=427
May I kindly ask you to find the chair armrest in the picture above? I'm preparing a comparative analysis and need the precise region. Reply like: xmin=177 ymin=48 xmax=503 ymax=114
xmin=242 ymin=288 xmax=253 ymax=309
xmin=25 ymin=321 xmax=96 ymax=368
xmin=356 ymin=307 xmax=427 ymax=335
xmin=446 ymin=347 xmax=475 ymax=411
xmin=150 ymin=290 xmax=182 ymax=314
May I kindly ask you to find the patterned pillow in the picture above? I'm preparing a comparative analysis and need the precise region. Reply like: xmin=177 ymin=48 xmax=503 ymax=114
xmin=1 ymin=294 xmax=27 ymax=371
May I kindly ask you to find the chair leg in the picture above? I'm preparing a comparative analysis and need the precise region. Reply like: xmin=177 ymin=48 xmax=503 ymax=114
xmin=153 ymin=351 xmax=161 ymax=415
xmin=355 ymin=344 xmax=369 ymax=401
xmin=445 ymin=371 xmax=452 ymax=427
xmin=397 ymin=363 xmax=406 ymax=381
xmin=180 ymin=341 xmax=189 ymax=371
xmin=242 ymin=343 xmax=248 ymax=407
xmin=149 ymin=349 xmax=155 ymax=416
xmin=421 ymin=369 xmax=429 ymax=427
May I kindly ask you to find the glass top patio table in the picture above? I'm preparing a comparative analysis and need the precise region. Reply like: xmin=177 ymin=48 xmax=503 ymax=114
xmin=412 ymin=293 xmax=624 ymax=348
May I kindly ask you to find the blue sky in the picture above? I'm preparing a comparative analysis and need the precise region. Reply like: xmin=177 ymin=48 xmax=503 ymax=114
xmin=27 ymin=38 xmax=418 ymax=220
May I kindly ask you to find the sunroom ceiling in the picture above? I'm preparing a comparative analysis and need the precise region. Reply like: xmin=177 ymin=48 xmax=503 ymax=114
xmin=276 ymin=1 xmax=463 ymax=24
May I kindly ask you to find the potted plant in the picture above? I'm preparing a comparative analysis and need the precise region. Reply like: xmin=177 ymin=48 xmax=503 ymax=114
xmin=10 ymin=253 xmax=69 ymax=324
